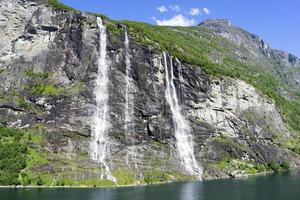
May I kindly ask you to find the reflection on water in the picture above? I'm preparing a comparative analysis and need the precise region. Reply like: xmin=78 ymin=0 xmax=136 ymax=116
xmin=1 ymin=171 xmax=300 ymax=200
xmin=180 ymin=181 xmax=203 ymax=200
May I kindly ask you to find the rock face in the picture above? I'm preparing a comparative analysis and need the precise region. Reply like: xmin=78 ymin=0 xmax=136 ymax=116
xmin=0 ymin=0 xmax=300 ymax=184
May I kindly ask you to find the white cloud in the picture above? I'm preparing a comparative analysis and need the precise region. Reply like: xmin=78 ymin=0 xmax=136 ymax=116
xmin=189 ymin=8 xmax=200 ymax=16
xmin=157 ymin=5 xmax=167 ymax=13
xmin=169 ymin=5 xmax=180 ymax=12
xmin=203 ymin=7 xmax=210 ymax=15
xmin=153 ymin=14 xmax=196 ymax=27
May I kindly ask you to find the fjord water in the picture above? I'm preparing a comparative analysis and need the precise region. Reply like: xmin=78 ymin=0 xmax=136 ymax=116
xmin=2 ymin=171 xmax=300 ymax=200
xmin=163 ymin=52 xmax=202 ymax=178
xmin=89 ymin=17 xmax=116 ymax=182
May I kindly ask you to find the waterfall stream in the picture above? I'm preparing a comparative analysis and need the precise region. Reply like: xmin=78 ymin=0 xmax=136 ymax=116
xmin=124 ymin=30 xmax=133 ymax=139
xmin=89 ymin=17 xmax=116 ymax=183
xmin=163 ymin=52 xmax=202 ymax=179
xmin=124 ymin=30 xmax=138 ymax=169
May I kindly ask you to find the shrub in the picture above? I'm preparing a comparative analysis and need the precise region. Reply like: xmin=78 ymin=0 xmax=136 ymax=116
xmin=55 ymin=179 xmax=65 ymax=186
xmin=254 ymin=164 xmax=268 ymax=172
xmin=268 ymin=161 xmax=281 ymax=172
xmin=280 ymin=162 xmax=290 ymax=170
xmin=36 ymin=176 xmax=44 ymax=186
xmin=143 ymin=170 xmax=169 ymax=184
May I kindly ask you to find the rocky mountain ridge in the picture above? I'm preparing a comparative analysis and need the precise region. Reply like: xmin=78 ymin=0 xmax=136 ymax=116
xmin=200 ymin=19 xmax=300 ymax=87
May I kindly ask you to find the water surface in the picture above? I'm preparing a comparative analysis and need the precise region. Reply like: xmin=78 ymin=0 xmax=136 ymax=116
xmin=1 ymin=171 xmax=300 ymax=200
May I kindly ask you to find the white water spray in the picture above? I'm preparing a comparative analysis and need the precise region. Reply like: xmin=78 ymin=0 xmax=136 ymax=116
xmin=89 ymin=17 xmax=116 ymax=183
xmin=163 ymin=52 xmax=202 ymax=179
xmin=124 ymin=30 xmax=138 ymax=169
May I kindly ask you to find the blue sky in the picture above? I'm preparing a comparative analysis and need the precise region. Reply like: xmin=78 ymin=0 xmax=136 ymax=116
xmin=61 ymin=0 xmax=300 ymax=57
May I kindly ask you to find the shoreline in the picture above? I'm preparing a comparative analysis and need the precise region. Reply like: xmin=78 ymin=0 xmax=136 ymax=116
xmin=0 ymin=181 xmax=177 ymax=189
xmin=0 ymin=170 xmax=289 ymax=189
xmin=1 ymin=168 xmax=297 ymax=189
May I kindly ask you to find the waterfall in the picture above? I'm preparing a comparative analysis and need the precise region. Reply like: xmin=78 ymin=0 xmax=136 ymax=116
xmin=163 ymin=52 xmax=202 ymax=179
xmin=124 ymin=30 xmax=138 ymax=169
xmin=177 ymin=61 xmax=185 ymax=104
xmin=89 ymin=17 xmax=116 ymax=183
xmin=124 ymin=30 xmax=133 ymax=137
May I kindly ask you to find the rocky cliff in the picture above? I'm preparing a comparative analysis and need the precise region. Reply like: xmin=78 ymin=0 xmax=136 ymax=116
xmin=0 ymin=0 xmax=300 ymax=186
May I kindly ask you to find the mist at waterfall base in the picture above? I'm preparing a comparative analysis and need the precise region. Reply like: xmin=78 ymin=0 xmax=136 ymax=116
xmin=2 ymin=171 xmax=300 ymax=200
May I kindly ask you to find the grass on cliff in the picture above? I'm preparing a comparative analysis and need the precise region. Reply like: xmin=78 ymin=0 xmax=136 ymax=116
xmin=31 ymin=83 xmax=64 ymax=96
xmin=47 ymin=0 xmax=76 ymax=12
xmin=24 ymin=69 xmax=64 ymax=97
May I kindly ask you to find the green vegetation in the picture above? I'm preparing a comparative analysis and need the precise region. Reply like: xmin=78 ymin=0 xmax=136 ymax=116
xmin=213 ymin=158 xmax=290 ymax=175
xmin=0 ymin=125 xmax=55 ymax=186
xmin=24 ymin=69 xmax=64 ymax=97
xmin=20 ymin=173 xmax=51 ymax=186
xmin=268 ymin=161 xmax=290 ymax=172
xmin=0 ymin=126 xmax=27 ymax=185
xmin=31 ymin=83 xmax=64 ymax=96
xmin=47 ymin=177 xmax=116 ymax=187
xmin=25 ymin=69 xmax=48 ymax=79
xmin=283 ymin=138 xmax=300 ymax=155
xmin=0 ymin=90 xmax=31 ymax=110
xmin=143 ymin=170 xmax=194 ymax=184
xmin=143 ymin=169 xmax=170 ymax=184
xmin=280 ymin=162 xmax=290 ymax=170
xmin=106 ymin=22 xmax=126 ymax=36
xmin=214 ymin=159 xmax=269 ymax=175
xmin=25 ymin=69 xmax=50 ymax=79
xmin=113 ymin=169 xmax=135 ymax=185
xmin=21 ymin=175 xmax=116 ymax=187
xmin=26 ymin=148 xmax=49 ymax=169
xmin=47 ymin=0 xmax=77 ymax=12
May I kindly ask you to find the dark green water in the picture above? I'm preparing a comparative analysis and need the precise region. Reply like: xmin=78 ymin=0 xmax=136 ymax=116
xmin=1 ymin=171 xmax=300 ymax=200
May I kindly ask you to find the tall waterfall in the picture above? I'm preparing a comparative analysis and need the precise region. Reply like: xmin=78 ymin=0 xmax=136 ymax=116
xmin=163 ymin=52 xmax=202 ymax=179
xmin=124 ymin=30 xmax=138 ymax=169
xmin=89 ymin=17 xmax=116 ymax=183
xmin=124 ymin=30 xmax=133 ymax=137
